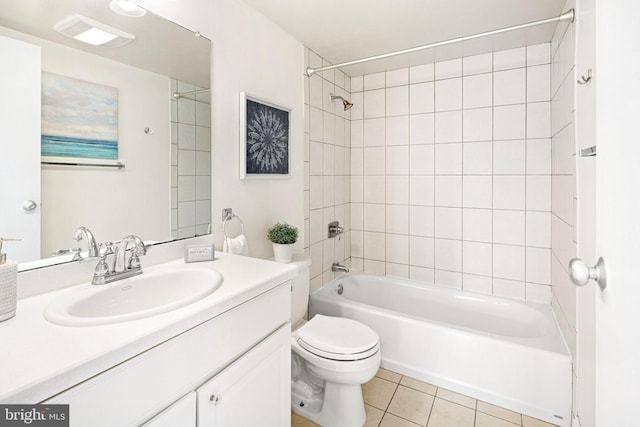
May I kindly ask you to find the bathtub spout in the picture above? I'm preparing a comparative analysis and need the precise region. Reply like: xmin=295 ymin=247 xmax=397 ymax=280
xmin=332 ymin=262 xmax=349 ymax=273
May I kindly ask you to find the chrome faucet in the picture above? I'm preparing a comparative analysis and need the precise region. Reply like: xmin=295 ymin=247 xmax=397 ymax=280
xmin=74 ymin=227 xmax=99 ymax=259
xmin=331 ymin=262 xmax=349 ymax=273
xmin=92 ymin=235 xmax=147 ymax=285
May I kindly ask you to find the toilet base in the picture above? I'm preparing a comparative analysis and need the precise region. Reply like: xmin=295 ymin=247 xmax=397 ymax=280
xmin=291 ymin=381 xmax=366 ymax=427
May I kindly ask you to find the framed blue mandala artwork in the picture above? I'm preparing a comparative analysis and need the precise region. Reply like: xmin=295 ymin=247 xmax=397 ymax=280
xmin=240 ymin=92 xmax=291 ymax=179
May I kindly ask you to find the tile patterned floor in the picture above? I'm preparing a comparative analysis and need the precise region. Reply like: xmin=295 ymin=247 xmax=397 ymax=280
xmin=291 ymin=368 xmax=559 ymax=427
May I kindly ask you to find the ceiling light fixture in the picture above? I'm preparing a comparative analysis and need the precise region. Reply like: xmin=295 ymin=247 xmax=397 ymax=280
xmin=109 ymin=0 xmax=147 ymax=18
xmin=53 ymin=14 xmax=135 ymax=47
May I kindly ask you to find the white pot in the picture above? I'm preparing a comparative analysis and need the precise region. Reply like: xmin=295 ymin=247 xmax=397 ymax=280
xmin=272 ymin=243 xmax=294 ymax=263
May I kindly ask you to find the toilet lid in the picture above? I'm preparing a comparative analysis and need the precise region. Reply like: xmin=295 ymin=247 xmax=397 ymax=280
xmin=296 ymin=315 xmax=380 ymax=361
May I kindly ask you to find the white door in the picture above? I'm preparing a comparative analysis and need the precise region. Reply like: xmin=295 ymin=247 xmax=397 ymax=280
xmin=197 ymin=325 xmax=290 ymax=427
xmin=0 ymin=34 xmax=41 ymax=262
xmin=593 ymin=0 xmax=640 ymax=424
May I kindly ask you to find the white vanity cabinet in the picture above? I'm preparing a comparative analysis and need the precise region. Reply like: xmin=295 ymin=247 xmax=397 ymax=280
xmin=197 ymin=325 xmax=290 ymax=426
xmin=43 ymin=282 xmax=291 ymax=427
xmin=143 ymin=392 xmax=196 ymax=427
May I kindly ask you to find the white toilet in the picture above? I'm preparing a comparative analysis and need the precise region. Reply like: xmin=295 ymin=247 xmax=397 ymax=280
xmin=289 ymin=257 xmax=381 ymax=427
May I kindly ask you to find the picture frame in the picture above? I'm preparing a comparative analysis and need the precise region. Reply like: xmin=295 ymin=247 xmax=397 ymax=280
xmin=239 ymin=92 xmax=291 ymax=179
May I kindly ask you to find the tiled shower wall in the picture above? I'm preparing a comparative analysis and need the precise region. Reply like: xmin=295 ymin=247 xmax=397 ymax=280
xmin=550 ymin=0 xmax=577 ymax=354
xmin=304 ymin=49 xmax=352 ymax=289
xmin=349 ymin=44 xmax=554 ymax=303
xmin=171 ymin=79 xmax=212 ymax=239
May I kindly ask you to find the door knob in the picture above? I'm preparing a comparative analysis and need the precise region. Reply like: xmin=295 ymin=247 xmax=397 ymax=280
xmin=569 ymin=257 xmax=607 ymax=291
xmin=22 ymin=200 xmax=37 ymax=212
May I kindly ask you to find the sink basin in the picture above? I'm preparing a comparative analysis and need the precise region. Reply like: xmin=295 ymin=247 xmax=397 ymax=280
xmin=45 ymin=267 xmax=223 ymax=326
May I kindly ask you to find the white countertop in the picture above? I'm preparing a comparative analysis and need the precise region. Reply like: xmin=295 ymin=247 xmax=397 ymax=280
xmin=0 ymin=252 xmax=297 ymax=403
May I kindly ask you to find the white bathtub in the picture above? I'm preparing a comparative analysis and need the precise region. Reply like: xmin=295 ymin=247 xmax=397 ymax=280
xmin=309 ymin=274 xmax=571 ymax=426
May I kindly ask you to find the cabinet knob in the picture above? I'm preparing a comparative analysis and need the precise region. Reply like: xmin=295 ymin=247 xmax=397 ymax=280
xmin=210 ymin=394 xmax=221 ymax=405
xmin=22 ymin=200 xmax=37 ymax=212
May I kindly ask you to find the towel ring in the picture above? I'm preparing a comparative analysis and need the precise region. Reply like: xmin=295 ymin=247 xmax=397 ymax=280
xmin=222 ymin=213 xmax=244 ymax=239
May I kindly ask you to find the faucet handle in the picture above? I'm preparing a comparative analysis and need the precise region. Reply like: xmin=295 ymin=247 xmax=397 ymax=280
xmin=71 ymin=247 xmax=83 ymax=262
xmin=128 ymin=247 xmax=141 ymax=270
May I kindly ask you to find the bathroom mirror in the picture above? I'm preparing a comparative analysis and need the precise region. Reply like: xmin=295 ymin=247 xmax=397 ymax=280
xmin=0 ymin=0 xmax=211 ymax=268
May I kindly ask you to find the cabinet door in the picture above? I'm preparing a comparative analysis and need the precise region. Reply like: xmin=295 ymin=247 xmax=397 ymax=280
xmin=197 ymin=324 xmax=290 ymax=427
xmin=143 ymin=392 xmax=196 ymax=427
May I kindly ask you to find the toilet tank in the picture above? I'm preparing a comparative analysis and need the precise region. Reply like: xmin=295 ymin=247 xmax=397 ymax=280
xmin=288 ymin=255 xmax=311 ymax=325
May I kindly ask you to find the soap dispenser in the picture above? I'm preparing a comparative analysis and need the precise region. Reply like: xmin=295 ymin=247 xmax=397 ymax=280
xmin=0 ymin=238 xmax=19 ymax=322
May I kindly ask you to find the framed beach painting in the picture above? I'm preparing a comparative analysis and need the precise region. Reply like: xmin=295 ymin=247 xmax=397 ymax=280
xmin=239 ymin=92 xmax=291 ymax=179
xmin=41 ymin=72 xmax=119 ymax=162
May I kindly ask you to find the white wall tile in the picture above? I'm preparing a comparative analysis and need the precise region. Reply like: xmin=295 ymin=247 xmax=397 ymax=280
xmin=527 ymin=102 xmax=551 ymax=138
xmin=363 ymin=118 xmax=386 ymax=146
xmin=435 ymin=175 xmax=462 ymax=207
xmin=463 ymin=241 xmax=493 ymax=276
xmin=351 ymin=120 xmax=363 ymax=147
xmin=493 ymin=176 xmax=526 ymax=210
xmin=410 ymin=205 xmax=435 ymax=237
xmin=363 ymin=176 xmax=385 ymax=203
xmin=364 ymin=72 xmax=385 ymax=90
xmin=409 ymin=114 xmax=435 ymax=144
xmin=526 ymin=211 xmax=551 ymax=248
xmin=463 ymin=53 xmax=492 ymax=76
xmin=351 ymin=75 xmax=363 ymax=92
xmin=435 ymin=143 xmax=462 ymax=175
xmin=494 ymin=47 xmax=526 ymax=71
xmin=386 ymin=116 xmax=410 ymax=146
xmin=410 ymin=63 xmax=435 ymax=83
xmin=435 ymin=270 xmax=462 ymax=289
xmin=494 ymin=104 xmax=526 ymax=140
xmin=493 ymin=140 xmax=525 ymax=174
xmin=364 ymin=231 xmax=385 ymax=261
xmin=387 ymin=263 xmax=409 ymax=279
xmin=410 ymin=175 xmax=435 ymax=206
xmin=364 ymin=204 xmax=385 ymax=232
xmin=386 ymin=146 xmax=409 ymax=175
xmin=435 ymin=111 xmax=462 ymax=143
xmin=410 ymin=82 xmax=435 ymax=114
xmin=526 ymin=175 xmax=551 ymax=211
xmin=463 ymin=142 xmax=492 ymax=175
xmin=526 ymin=247 xmax=551 ymax=284
xmin=364 ymin=147 xmax=385 ymax=175
xmin=527 ymin=43 xmax=551 ymax=66
xmin=351 ymin=147 xmax=363 ymax=175
xmin=462 ymin=208 xmax=492 ymax=242
xmin=309 ymin=74 xmax=323 ymax=108
xmin=409 ymin=144 xmax=435 ymax=175
xmin=323 ymin=143 xmax=335 ymax=175
xmin=463 ymin=108 xmax=493 ymax=142
xmin=351 ymin=203 xmax=363 ymax=231
xmin=463 ymin=273 xmax=493 ymax=295
xmin=462 ymin=176 xmax=492 ymax=208
xmin=493 ymin=278 xmax=525 ymax=300
xmin=364 ymin=89 xmax=386 ymax=119
xmin=463 ymin=74 xmax=493 ymax=109
xmin=435 ymin=207 xmax=462 ymax=239
xmin=386 ymin=176 xmax=409 ymax=205
xmin=410 ymin=236 xmax=435 ymax=268
xmin=410 ymin=266 xmax=435 ymax=284
xmin=494 ymin=68 xmax=526 ymax=106
xmin=435 ymin=78 xmax=462 ymax=111
xmin=386 ymin=234 xmax=409 ymax=264
xmin=386 ymin=86 xmax=409 ymax=116
xmin=387 ymin=204 xmax=409 ymax=234
xmin=435 ymin=238 xmax=462 ymax=271
xmin=386 ymin=68 xmax=409 ymax=87
xmin=526 ymin=138 xmax=552 ymax=174
xmin=435 ymin=58 xmax=462 ymax=79
xmin=493 ymin=244 xmax=525 ymax=281
xmin=527 ymin=64 xmax=551 ymax=102
xmin=350 ymin=92 xmax=364 ymax=120
xmin=493 ymin=209 xmax=525 ymax=245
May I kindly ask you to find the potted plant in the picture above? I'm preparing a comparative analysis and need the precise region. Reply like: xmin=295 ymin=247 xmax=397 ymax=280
xmin=267 ymin=222 xmax=298 ymax=263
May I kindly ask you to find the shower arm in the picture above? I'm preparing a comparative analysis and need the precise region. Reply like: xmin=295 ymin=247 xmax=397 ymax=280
xmin=306 ymin=9 xmax=575 ymax=77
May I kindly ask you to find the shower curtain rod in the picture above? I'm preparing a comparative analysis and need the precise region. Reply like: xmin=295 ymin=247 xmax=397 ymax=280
xmin=306 ymin=9 xmax=575 ymax=77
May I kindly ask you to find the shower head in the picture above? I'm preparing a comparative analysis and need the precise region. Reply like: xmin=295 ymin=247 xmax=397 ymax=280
xmin=330 ymin=94 xmax=354 ymax=111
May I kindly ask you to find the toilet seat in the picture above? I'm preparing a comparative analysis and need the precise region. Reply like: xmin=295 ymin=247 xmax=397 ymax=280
xmin=296 ymin=314 xmax=379 ymax=361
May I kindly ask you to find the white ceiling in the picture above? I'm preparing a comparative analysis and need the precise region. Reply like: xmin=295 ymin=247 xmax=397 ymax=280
xmin=241 ymin=0 xmax=567 ymax=76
